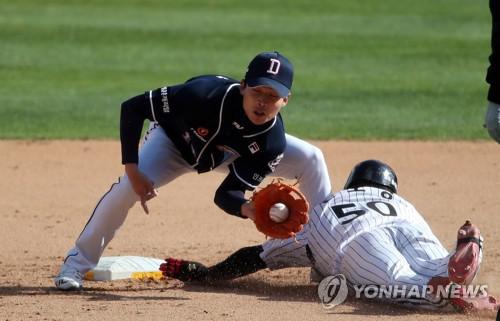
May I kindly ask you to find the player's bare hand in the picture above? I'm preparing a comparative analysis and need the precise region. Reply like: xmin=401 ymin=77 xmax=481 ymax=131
xmin=241 ymin=201 xmax=256 ymax=221
xmin=139 ymin=188 xmax=158 ymax=215
xmin=125 ymin=163 xmax=158 ymax=214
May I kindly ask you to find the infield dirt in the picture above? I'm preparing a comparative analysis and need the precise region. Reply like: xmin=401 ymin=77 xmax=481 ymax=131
xmin=0 ymin=140 xmax=498 ymax=321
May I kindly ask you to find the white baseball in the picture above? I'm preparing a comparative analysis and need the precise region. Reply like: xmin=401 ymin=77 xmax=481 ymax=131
xmin=269 ymin=203 xmax=289 ymax=223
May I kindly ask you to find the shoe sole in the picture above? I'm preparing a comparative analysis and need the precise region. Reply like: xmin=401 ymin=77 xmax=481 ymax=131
xmin=448 ymin=222 xmax=482 ymax=285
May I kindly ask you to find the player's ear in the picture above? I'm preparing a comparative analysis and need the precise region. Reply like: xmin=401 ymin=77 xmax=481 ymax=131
xmin=281 ymin=95 xmax=290 ymax=106
xmin=240 ymin=80 xmax=247 ymax=94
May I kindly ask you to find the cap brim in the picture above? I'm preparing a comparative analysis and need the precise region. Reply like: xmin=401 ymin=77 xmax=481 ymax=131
xmin=246 ymin=77 xmax=290 ymax=98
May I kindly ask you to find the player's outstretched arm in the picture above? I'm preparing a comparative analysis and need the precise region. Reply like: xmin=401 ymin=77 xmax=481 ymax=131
xmin=160 ymin=246 xmax=266 ymax=284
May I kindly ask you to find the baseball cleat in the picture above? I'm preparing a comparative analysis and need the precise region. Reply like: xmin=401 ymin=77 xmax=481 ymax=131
xmin=448 ymin=220 xmax=483 ymax=285
xmin=449 ymin=285 xmax=499 ymax=313
xmin=54 ymin=265 xmax=83 ymax=291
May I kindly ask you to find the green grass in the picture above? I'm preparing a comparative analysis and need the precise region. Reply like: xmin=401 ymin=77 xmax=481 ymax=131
xmin=0 ymin=0 xmax=491 ymax=139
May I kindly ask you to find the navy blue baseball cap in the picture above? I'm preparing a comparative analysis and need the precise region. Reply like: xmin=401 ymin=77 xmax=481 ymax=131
xmin=244 ymin=51 xmax=294 ymax=98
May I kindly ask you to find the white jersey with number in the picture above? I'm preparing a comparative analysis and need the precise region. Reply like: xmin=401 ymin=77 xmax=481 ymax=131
xmin=261 ymin=186 xmax=449 ymax=289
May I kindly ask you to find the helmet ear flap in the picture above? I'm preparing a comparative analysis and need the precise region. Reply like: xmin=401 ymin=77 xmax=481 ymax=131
xmin=344 ymin=160 xmax=398 ymax=193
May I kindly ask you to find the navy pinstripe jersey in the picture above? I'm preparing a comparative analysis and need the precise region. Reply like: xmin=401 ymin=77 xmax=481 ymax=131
xmin=147 ymin=75 xmax=286 ymax=189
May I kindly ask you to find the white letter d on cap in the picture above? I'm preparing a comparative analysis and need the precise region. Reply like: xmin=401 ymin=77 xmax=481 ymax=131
xmin=267 ymin=59 xmax=280 ymax=75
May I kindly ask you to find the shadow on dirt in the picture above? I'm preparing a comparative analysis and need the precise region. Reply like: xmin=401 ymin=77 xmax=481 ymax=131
xmin=0 ymin=277 xmax=463 ymax=317
xmin=178 ymin=276 xmax=459 ymax=317
xmin=0 ymin=284 xmax=188 ymax=302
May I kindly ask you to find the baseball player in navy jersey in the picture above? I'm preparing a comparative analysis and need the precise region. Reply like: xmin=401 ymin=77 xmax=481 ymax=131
xmin=486 ymin=0 xmax=500 ymax=143
xmin=161 ymin=160 xmax=498 ymax=312
xmin=54 ymin=51 xmax=332 ymax=290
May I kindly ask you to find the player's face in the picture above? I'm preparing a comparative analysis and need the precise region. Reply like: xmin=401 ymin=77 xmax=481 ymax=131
xmin=241 ymin=83 xmax=288 ymax=125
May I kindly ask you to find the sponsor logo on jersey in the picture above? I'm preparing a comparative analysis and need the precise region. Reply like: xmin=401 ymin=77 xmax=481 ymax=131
xmin=248 ymin=142 xmax=260 ymax=154
xmin=160 ymin=87 xmax=170 ymax=113
xmin=267 ymin=153 xmax=284 ymax=172
xmin=252 ymin=173 xmax=264 ymax=183
xmin=196 ymin=127 xmax=209 ymax=137
xmin=232 ymin=121 xmax=244 ymax=130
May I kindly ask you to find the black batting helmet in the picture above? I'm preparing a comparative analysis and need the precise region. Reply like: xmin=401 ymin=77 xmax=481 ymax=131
xmin=344 ymin=160 xmax=398 ymax=193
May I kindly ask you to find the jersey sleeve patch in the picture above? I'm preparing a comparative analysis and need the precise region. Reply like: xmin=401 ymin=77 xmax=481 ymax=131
xmin=229 ymin=161 xmax=265 ymax=189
